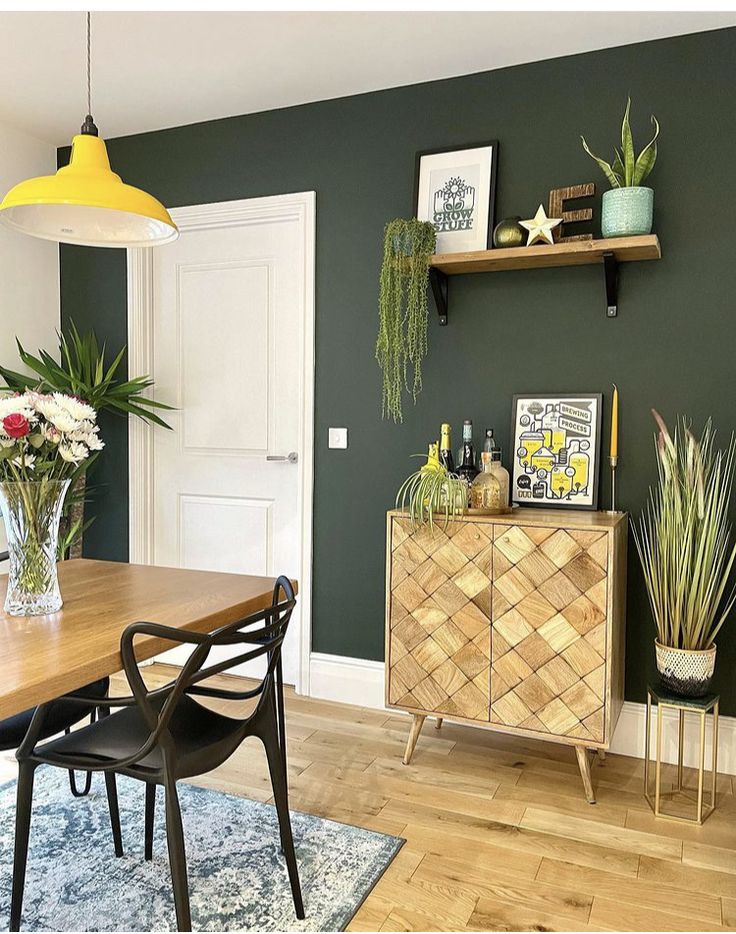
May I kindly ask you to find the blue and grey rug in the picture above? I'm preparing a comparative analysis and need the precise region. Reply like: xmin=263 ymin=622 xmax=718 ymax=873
xmin=0 ymin=767 xmax=403 ymax=932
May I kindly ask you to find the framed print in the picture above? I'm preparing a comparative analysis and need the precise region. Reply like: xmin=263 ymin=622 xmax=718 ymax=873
xmin=414 ymin=141 xmax=498 ymax=254
xmin=510 ymin=393 xmax=603 ymax=510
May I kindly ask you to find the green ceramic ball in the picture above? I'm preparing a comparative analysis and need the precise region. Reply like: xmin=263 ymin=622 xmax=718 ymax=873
xmin=493 ymin=216 xmax=525 ymax=248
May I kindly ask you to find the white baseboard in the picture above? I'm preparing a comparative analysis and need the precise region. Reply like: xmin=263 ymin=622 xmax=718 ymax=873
xmin=308 ymin=652 xmax=385 ymax=709
xmin=308 ymin=653 xmax=736 ymax=775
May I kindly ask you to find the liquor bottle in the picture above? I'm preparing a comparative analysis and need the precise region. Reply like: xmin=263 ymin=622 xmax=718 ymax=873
xmin=470 ymin=455 xmax=502 ymax=509
xmin=439 ymin=423 xmax=455 ymax=473
xmin=457 ymin=419 xmax=479 ymax=484
xmin=482 ymin=428 xmax=499 ymax=462
xmin=489 ymin=446 xmax=510 ymax=508
xmin=422 ymin=442 xmax=440 ymax=472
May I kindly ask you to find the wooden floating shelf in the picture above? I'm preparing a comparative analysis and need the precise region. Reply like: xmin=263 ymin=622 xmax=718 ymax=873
xmin=427 ymin=235 xmax=661 ymax=323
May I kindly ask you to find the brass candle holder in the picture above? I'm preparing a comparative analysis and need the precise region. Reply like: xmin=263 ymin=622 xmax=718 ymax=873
xmin=606 ymin=455 xmax=619 ymax=514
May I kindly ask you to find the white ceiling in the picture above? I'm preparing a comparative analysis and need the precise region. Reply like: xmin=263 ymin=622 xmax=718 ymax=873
xmin=1 ymin=11 xmax=734 ymax=145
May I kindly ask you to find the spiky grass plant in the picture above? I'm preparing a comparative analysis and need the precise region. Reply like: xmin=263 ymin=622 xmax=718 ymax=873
xmin=396 ymin=457 xmax=467 ymax=531
xmin=633 ymin=411 xmax=736 ymax=650
xmin=581 ymin=98 xmax=659 ymax=189
xmin=376 ymin=219 xmax=436 ymax=423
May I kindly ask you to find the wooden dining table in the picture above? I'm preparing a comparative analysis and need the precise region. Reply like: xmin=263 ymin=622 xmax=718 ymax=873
xmin=0 ymin=559 xmax=284 ymax=721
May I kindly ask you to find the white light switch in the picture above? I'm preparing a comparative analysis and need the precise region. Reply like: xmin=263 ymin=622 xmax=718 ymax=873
xmin=329 ymin=427 xmax=348 ymax=449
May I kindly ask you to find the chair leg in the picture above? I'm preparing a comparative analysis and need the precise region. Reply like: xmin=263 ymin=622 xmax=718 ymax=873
xmin=145 ymin=782 xmax=156 ymax=861
xmin=10 ymin=761 xmax=36 ymax=933
xmin=263 ymin=722 xmax=305 ymax=920
xmin=164 ymin=773 xmax=191 ymax=932
xmin=104 ymin=772 xmax=124 ymax=857
xmin=66 ymin=708 xmax=98 ymax=797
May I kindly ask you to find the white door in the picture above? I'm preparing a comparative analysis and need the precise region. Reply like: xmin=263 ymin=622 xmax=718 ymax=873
xmin=138 ymin=194 xmax=315 ymax=687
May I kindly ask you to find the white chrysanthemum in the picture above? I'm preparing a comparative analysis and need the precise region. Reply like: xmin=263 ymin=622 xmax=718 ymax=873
xmin=59 ymin=441 xmax=89 ymax=464
xmin=86 ymin=433 xmax=104 ymax=451
xmin=11 ymin=453 xmax=35 ymax=469
xmin=52 ymin=393 xmax=97 ymax=423
xmin=48 ymin=412 xmax=81 ymax=434
xmin=0 ymin=394 xmax=35 ymax=422
xmin=0 ymin=437 xmax=15 ymax=449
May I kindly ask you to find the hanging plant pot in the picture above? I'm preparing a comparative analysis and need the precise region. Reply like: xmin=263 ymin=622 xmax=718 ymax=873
xmin=655 ymin=641 xmax=716 ymax=697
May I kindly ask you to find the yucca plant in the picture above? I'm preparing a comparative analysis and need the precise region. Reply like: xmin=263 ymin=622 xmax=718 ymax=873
xmin=0 ymin=321 xmax=173 ymax=557
xmin=396 ymin=456 xmax=467 ymax=531
xmin=632 ymin=411 xmax=736 ymax=651
xmin=581 ymin=98 xmax=660 ymax=189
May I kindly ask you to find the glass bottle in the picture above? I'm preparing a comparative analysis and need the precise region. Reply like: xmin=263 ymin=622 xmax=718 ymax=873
xmin=439 ymin=423 xmax=455 ymax=474
xmin=423 ymin=442 xmax=440 ymax=472
xmin=483 ymin=428 xmax=499 ymax=460
xmin=489 ymin=448 xmax=510 ymax=508
xmin=457 ymin=419 xmax=479 ymax=484
xmin=470 ymin=456 xmax=502 ymax=510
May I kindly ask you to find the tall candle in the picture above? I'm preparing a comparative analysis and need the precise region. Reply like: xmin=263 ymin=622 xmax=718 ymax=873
xmin=610 ymin=383 xmax=619 ymax=459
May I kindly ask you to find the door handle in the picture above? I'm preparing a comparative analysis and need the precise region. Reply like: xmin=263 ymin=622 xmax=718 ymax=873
xmin=266 ymin=452 xmax=298 ymax=463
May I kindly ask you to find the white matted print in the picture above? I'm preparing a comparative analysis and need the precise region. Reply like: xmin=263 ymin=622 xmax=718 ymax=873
xmin=414 ymin=142 xmax=498 ymax=254
xmin=510 ymin=394 xmax=602 ymax=510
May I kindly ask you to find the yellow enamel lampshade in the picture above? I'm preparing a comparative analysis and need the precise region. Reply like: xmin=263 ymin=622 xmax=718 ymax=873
xmin=0 ymin=133 xmax=178 ymax=248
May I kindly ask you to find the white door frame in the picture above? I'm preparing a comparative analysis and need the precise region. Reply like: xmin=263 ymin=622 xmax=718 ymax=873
xmin=126 ymin=191 xmax=316 ymax=695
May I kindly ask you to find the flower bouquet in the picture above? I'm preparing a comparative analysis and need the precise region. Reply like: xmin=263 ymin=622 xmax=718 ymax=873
xmin=0 ymin=391 xmax=103 ymax=615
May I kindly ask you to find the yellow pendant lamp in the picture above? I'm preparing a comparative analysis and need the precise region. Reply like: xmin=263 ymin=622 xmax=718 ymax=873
xmin=0 ymin=14 xmax=177 ymax=248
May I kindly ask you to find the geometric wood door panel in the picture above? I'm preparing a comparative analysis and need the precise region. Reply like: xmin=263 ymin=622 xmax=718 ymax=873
xmin=490 ymin=525 xmax=609 ymax=743
xmin=389 ymin=517 xmax=491 ymax=721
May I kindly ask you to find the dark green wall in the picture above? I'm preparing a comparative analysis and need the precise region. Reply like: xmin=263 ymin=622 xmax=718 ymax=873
xmin=60 ymin=28 xmax=736 ymax=711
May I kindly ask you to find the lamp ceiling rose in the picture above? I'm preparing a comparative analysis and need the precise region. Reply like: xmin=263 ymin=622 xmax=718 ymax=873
xmin=0 ymin=12 xmax=177 ymax=248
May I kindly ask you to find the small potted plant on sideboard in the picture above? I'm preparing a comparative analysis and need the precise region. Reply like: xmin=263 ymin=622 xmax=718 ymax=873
xmin=633 ymin=411 xmax=736 ymax=696
xmin=581 ymin=98 xmax=659 ymax=238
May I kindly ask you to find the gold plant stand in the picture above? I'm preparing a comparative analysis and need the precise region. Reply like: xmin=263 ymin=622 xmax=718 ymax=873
xmin=644 ymin=683 xmax=719 ymax=825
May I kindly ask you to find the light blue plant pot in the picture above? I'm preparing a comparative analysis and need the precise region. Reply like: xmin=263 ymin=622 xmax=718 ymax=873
xmin=601 ymin=186 xmax=654 ymax=238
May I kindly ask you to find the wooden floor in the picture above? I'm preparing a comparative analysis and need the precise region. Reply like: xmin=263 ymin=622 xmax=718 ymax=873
xmin=3 ymin=663 xmax=736 ymax=932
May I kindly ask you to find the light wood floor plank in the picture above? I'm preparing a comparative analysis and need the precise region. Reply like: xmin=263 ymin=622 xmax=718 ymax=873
xmin=639 ymin=855 xmax=736 ymax=899
xmin=590 ymin=895 xmax=729 ymax=932
xmin=521 ymin=806 xmax=683 ymax=861
xmin=537 ymin=857 xmax=723 ymax=925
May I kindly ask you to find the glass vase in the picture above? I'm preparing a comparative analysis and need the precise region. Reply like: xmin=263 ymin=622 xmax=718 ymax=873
xmin=0 ymin=479 xmax=70 ymax=616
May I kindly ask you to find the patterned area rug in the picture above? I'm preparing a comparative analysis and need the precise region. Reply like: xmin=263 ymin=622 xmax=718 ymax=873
xmin=0 ymin=766 xmax=403 ymax=932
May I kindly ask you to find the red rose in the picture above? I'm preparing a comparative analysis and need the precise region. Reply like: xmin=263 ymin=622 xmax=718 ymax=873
xmin=3 ymin=413 xmax=30 ymax=439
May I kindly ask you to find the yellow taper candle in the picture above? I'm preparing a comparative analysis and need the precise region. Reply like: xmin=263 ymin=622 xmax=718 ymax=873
xmin=610 ymin=383 xmax=619 ymax=459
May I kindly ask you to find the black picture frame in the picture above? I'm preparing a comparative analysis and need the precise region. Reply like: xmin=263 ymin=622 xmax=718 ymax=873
xmin=413 ymin=140 xmax=498 ymax=253
xmin=509 ymin=393 xmax=603 ymax=510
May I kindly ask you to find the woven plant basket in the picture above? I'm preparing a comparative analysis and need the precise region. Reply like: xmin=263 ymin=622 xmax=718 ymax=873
xmin=655 ymin=641 xmax=716 ymax=697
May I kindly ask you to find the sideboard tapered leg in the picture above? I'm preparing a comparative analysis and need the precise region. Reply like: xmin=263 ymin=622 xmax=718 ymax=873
xmin=403 ymin=714 xmax=426 ymax=765
xmin=596 ymin=748 xmax=606 ymax=763
xmin=434 ymin=718 xmax=443 ymax=730
xmin=575 ymin=746 xmax=596 ymax=804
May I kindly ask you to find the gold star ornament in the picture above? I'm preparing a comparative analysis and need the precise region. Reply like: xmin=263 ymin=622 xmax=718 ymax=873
xmin=519 ymin=204 xmax=562 ymax=246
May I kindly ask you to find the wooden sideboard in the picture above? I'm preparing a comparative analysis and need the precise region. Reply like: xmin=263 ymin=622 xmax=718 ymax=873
xmin=385 ymin=508 xmax=628 ymax=802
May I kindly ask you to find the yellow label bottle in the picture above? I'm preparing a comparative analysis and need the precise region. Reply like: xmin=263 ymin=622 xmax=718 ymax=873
xmin=422 ymin=442 xmax=440 ymax=472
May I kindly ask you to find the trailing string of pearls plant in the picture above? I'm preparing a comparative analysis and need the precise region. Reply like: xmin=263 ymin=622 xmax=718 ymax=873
xmin=376 ymin=218 xmax=436 ymax=423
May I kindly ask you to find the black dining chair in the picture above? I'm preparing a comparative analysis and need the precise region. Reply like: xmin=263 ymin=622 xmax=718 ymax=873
xmin=9 ymin=576 xmax=303 ymax=932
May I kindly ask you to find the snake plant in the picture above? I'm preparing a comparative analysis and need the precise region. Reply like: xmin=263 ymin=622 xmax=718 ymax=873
xmin=581 ymin=98 xmax=660 ymax=189
xmin=632 ymin=412 xmax=736 ymax=650
xmin=396 ymin=456 xmax=467 ymax=531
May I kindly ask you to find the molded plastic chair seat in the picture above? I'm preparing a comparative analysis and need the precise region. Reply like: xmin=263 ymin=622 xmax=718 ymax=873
xmin=0 ymin=678 xmax=110 ymax=751
xmin=39 ymin=692 xmax=244 ymax=779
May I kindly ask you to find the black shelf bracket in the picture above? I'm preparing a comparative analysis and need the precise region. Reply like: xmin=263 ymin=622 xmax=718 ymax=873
xmin=603 ymin=251 xmax=618 ymax=318
xmin=429 ymin=267 xmax=449 ymax=325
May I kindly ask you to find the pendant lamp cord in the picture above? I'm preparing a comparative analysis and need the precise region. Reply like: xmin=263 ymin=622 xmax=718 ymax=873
xmin=86 ymin=11 xmax=91 ymax=117
xmin=80 ymin=11 xmax=98 ymax=135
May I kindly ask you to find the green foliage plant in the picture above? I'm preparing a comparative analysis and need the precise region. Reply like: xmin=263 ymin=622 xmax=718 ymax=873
xmin=376 ymin=218 xmax=437 ymax=423
xmin=0 ymin=321 xmax=173 ymax=556
xmin=396 ymin=457 xmax=467 ymax=531
xmin=581 ymin=98 xmax=660 ymax=189
xmin=633 ymin=411 xmax=736 ymax=651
